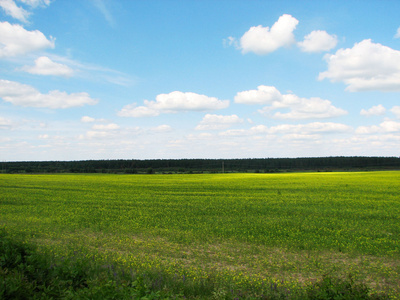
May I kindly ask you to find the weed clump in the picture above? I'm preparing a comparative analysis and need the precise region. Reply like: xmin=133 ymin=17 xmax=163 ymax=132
xmin=0 ymin=230 xmax=173 ymax=299
xmin=305 ymin=274 xmax=390 ymax=300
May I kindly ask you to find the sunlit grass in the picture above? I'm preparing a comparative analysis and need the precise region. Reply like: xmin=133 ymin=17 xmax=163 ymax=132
xmin=1 ymin=171 xmax=399 ymax=298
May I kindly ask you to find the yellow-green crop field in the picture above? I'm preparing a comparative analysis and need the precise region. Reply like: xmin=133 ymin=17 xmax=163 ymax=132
xmin=1 ymin=171 xmax=400 ymax=298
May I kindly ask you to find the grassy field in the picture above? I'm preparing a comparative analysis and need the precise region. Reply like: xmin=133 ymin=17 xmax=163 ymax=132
xmin=1 ymin=172 xmax=399 ymax=299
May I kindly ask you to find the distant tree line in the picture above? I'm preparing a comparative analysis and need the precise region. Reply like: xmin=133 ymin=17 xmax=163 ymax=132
xmin=1 ymin=156 xmax=400 ymax=174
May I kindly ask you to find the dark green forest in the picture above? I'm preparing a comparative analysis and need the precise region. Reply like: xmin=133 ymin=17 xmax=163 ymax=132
xmin=1 ymin=156 xmax=400 ymax=174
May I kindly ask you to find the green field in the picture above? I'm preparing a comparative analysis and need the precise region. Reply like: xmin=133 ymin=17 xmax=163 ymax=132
xmin=1 ymin=172 xmax=399 ymax=298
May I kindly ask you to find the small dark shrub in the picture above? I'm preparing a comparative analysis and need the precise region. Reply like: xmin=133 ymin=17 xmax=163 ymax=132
xmin=306 ymin=275 xmax=389 ymax=300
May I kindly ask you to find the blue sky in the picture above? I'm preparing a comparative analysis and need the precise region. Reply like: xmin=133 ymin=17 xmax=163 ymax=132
xmin=1 ymin=0 xmax=400 ymax=161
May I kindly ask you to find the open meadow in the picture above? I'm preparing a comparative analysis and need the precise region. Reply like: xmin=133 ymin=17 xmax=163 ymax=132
xmin=1 ymin=171 xmax=399 ymax=299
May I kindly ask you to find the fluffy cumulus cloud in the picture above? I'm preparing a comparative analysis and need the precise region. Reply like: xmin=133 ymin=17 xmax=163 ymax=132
xmin=319 ymin=39 xmax=400 ymax=91
xmin=118 ymin=91 xmax=229 ymax=117
xmin=218 ymin=129 xmax=248 ymax=137
xmin=22 ymin=56 xmax=73 ymax=77
xmin=360 ymin=104 xmax=386 ymax=116
xmin=239 ymin=14 xmax=298 ymax=55
xmin=391 ymin=106 xmax=400 ymax=118
xmin=0 ymin=0 xmax=30 ymax=22
xmin=235 ymin=85 xmax=347 ymax=120
xmin=0 ymin=21 xmax=55 ymax=58
xmin=271 ymin=97 xmax=347 ymax=120
xmin=195 ymin=114 xmax=243 ymax=130
xmin=381 ymin=120 xmax=400 ymax=132
xmin=267 ymin=122 xmax=352 ymax=135
xmin=0 ymin=0 xmax=51 ymax=22
xmin=298 ymin=30 xmax=338 ymax=53
xmin=234 ymin=85 xmax=282 ymax=105
xmin=249 ymin=124 xmax=268 ymax=133
xmin=118 ymin=104 xmax=159 ymax=117
xmin=148 ymin=91 xmax=229 ymax=111
xmin=81 ymin=116 xmax=95 ymax=123
xmin=0 ymin=79 xmax=98 ymax=108
xmin=92 ymin=123 xmax=119 ymax=130
xmin=80 ymin=124 xmax=124 ymax=140
xmin=356 ymin=120 xmax=400 ymax=134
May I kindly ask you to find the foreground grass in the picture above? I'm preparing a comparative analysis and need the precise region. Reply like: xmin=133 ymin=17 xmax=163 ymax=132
xmin=0 ymin=230 xmax=390 ymax=299
xmin=1 ymin=172 xmax=399 ymax=298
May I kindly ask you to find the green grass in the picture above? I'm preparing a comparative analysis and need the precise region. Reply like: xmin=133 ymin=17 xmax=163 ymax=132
xmin=0 ymin=172 xmax=399 ymax=298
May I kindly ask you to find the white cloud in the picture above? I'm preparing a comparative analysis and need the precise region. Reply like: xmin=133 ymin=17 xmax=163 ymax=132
xmin=239 ymin=14 xmax=298 ymax=55
xmin=19 ymin=0 xmax=51 ymax=8
xmin=223 ymin=36 xmax=238 ymax=48
xmin=217 ymin=122 xmax=351 ymax=139
xmin=356 ymin=120 xmax=400 ymax=134
xmin=395 ymin=27 xmax=400 ymax=39
xmin=0 ymin=116 xmax=13 ymax=129
xmin=118 ymin=91 xmax=229 ymax=117
xmin=90 ymin=0 xmax=115 ymax=27
xmin=45 ymin=54 xmax=135 ymax=87
xmin=219 ymin=129 xmax=248 ymax=137
xmin=0 ymin=21 xmax=55 ymax=58
xmin=38 ymin=134 xmax=49 ymax=139
xmin=319 ymin=39 xmax=400 ymax=91
xmin=341 ymin=134 xmax=400 ymax=155
xmin=149 ymin=91 xmax=229 ymax=112
xmin=0 ymin=79 xmax=98 ymax=108
xmin=151 ymin=125 xmax=172 ymax=133
xmin=355 ymin=125 xmax=380 ymax=135
xmin=195 ymin=114 xmax=243 ymax=130
xmin=270 ymin=97 xmax=347 ymax=120
xmin=391 ymin=106 xmax=400 ymax=118
xmin=0 ymin=0 xmax=30 ymax=22
xmin=81 ymin=116 xmax=95 ymax=123
xmin=235 ymin=85 xmax=282 ymax=105
xmin=360 ymin=104 xmax=386 ymax=116
xmin=235 ymin=85 xmax=347 ymax=120
xmin=0 ymin=0 xmax=51 ymax=22
xmin=118 ymin=104 xmax=160 ymax=117
xmin=84 ymin=130 xmax=113 ymax=139
xmin=92 ymin=123 xmax=119 ymax=130
xmin=281 ymin=133 xmax=319 ymax=140
xmin=298 ymin=30 xmax=337 ymax=53
xmin=380 ymin=120 xmax=400 ymax=132
xmin=22 ymin=56 xmax=73 ymax=77
xmin=250 ymin=124 xmax=268 ymax=133
xmin=268 ymin=122 xmax=351 ymax=135
xmin=78 ymin=125 xmax=144 ymax=141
